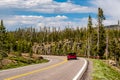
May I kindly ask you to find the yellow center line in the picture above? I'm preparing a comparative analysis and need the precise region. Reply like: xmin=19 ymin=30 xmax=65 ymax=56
xmin=4 ymin=58 xmax=67 ymax=80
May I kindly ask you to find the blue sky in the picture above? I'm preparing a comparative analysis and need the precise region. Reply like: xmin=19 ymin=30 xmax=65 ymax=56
xmin=0 ymin=0 xmax=120 ymax=30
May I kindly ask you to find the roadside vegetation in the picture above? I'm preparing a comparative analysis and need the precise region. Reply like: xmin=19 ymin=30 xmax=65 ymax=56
xmin=0 ymin=53 xmax=48 ymax=70
xmin=92 ymin=59 xmax=120 ymax=80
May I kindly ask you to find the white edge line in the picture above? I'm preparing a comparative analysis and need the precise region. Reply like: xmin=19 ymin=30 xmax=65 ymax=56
xmin=73 ymin=58 xmax=88 ymax=80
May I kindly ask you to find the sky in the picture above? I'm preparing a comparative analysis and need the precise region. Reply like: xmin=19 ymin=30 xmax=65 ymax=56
xmin=0 ymin=0 xmax=120 ymax=31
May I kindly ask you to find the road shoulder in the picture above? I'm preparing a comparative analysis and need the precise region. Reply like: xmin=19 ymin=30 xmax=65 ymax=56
xmin=81 ymin=59 xmax=93 ymax=80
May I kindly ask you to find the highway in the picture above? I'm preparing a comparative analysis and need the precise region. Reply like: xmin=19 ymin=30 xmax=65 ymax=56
xmin=0 ymin=56 xmax=87 ymax=80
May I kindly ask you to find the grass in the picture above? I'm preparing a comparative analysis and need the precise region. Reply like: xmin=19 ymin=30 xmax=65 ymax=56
xmin=92 ymin=59 xmax=120 ymax=80
xmin=0 ymin=56 xmax=49 ymax=70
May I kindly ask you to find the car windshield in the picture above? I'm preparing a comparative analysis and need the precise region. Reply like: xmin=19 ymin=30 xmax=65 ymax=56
xmin=68 ymin=53 xmax=76 ymax=55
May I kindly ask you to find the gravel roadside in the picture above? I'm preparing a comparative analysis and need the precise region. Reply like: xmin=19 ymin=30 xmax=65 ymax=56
xmin=81 ymin=59 xmax=93 ymax=80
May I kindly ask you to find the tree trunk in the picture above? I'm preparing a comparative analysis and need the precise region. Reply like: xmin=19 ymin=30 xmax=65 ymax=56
xmin=87 ymin=37 xmax=90 ymax=58
xmin=106 ymin=30 xmax=109 ymax=59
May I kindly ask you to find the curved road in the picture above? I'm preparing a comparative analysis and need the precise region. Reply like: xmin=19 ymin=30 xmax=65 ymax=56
xmin=0 ymin=56 xmax=86 ymax=80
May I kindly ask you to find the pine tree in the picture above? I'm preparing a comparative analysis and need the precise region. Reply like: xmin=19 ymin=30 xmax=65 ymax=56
xmin=87 ymin=15 xmax=93 ymax=58
xmin=97 ymin=8 xmax=106 ymax=58
xmin=0 ymin=20 xmax=8 ymax=66
xmin=0 ymin=20 xmax=7 ymax=51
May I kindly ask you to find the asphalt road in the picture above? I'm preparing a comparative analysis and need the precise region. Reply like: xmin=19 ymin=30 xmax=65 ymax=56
xmin=0 ymin=56 xmax=86 ymax=80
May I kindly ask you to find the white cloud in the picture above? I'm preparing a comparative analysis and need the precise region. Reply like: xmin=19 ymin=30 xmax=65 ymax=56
xmin=2 ymin=0 xmax=120 ymax=30
xmin=3 ymin=15 xmax=70 ymax=30
xmin=0 ymin=0 xmax=97 ymax=31
xmin=5 ymin=15 xmax=115 ymax=31
xmin=55 ymin=15 xmax=68 ymax=20
xmin=4 ymin=15 xmax=43 ymax=26
xmin=0 ymin=0 xmax=52 ymax=7
xmin=103 ymin=19 xmax=118 ymax=26
xmin=0 ymin=0 xmax=95 ymax=13
xmin=2 ymin=15 xmax=94 ymax=30
xmin=91 ymin=0 xmax=120 ymax=25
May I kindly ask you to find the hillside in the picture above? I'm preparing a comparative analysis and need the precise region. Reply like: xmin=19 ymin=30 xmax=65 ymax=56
xmin=105 ymin=25 xmax=120 ymax=29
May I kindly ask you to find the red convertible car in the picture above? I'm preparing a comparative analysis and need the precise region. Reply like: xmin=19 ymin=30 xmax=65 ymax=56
xmin=67 ymin=53 xmax=77 ymax=60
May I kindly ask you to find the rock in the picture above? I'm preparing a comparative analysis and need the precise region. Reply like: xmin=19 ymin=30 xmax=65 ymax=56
xmin=109 ymin=60 xmax=116 ymax=66
xmin=38 ymin=56 xmax=43 ymax=60
xmin=1 ymin=59 xmax=12 ymax=66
